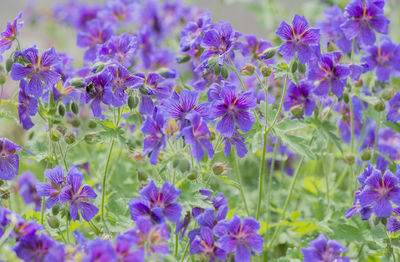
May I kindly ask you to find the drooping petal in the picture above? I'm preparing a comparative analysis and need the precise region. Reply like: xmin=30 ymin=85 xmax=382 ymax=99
xmin=78 ymin=201 xmax=99 ymax=222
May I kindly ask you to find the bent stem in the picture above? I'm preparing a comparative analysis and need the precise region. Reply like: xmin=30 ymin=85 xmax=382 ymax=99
xmin=101 ymin=139 xmax=115 ymax=222
xmin=267 ymin=154 xmax=305 ymax=250
xmin=233 ymin=148 xmax=250 ymax=217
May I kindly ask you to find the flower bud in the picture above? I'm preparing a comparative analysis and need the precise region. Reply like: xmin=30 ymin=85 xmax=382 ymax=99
xmin=58 ymin=104 xmax=65 ymax=117
xmin=342 ymin=92 xmax=349 ymax=104
xmin=70 ymin=117 xmax=81 ymax=128
xmin=137 ymin=169 xmax=148 ymax=182
xmin=187 ymin=171 xmax=198 ymax=181
xmin=157 ymin=67 xmax=176 ymax=79
xmin=0 ymin=188 xmax=10 ymax=199
xmin=212 ymin=163 xmax=230 ymax=176
xmin=177 ymin=54 xmax=191 ymax=64
xmin=361 ymin=150 xmax=371 ymax=161
xmin=207 ymin=57 xmax=218 ymax=69
xmin=374 ymin=101 xmax=386 ymax=112
xmin=84 ymin=132 xmax=97 ymax=144
xmin=128 ymin=96 xmax=139 ymax=110
xmin=221 ymin=67 xmax=229 ymax=79
xmin=344 ymin=154 xmax=355 ymax=165
xmin=354 ymin=78 xmax=363 ymax=88
xmin=380 ymin=88 xmax=395 ymax=101
xmin=133 ymin=151 xmax=146 ymax=162
xmin=6 ymin=58 xmax=13 ymax=72
xmin=51 ymin=129 xmax=62 ymax=142
xmin=71 ymin=101 xmax=79 ymax=115
xmin=290 ymin=104 xmax=304 ymax=118
xmin=92 ymin=62 xmax=105 ymax=73
xmin=298 ymin=63 xmax=306 ymax=74
xmin=261 ymin=66 xmax=272 ymax=77
xmin=260 ymin=48 xmax=276 ymax=60
xmin=52 ymin=205 xmax=60 ymax=216
xmin=64 ymin=132 xmax=76 ymax=145
xmin=214 ymin=65 xmax=221 ymax=76
xmin=87 ymin=119 xmax=97 ymax=129
xmin=240 ymin=64 xmax=255 ymax=76
xmin=70 ymin=78 xmax=85 ymax=88
xmin=290 ymin=60 xmax=298 ymax=74
xmin=178 ymin=158 xmax=191 ymax=173
xmin=48 ymin=216 xmax=60 ymax=229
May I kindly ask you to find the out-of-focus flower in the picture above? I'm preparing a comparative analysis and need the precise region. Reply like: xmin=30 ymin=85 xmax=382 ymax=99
xmin=301 ymin=233 xmax=349 ymax=262
xmin=0 ymin=138 xmax=22 ymax=181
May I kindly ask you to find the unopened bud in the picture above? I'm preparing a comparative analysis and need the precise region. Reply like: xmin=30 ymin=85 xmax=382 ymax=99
xmin=6 ymin=58 xmax=13 ymax=72
xmin=212 ymin=163 xmax=230 ymax=176
xmin=70 ymin=118 xmax=80 ymax=128
xmin=361 ymin=150 xmax=371 ymax=161
xmin=240 ymin=64 xmax=255 ymax=76
xmin=298 ymin=63 xmax=306 ymax=74
xmin=260 ymin=48 xmax=276 ymax=60
xmin=92 ymin=62 xmax=105 ymax=73
xmin=342 ymin=92 xmax=349 ymax=104
xmin=290 ymin=104 xmax=304 ymax=118
xmin=128 ymin=96 xmax=139 ymax=110
xmin=344 ymin=154 xmax=355 ymax=165
xmin=178 ymin=158 xmax=191 ymax=173
xmin=374 ymin=101 xmax=386 ymax=112
xmin=52 ymin=205 xmax=60 ymax=216
xmin=261 ymin=66 xmax=272 ymax=77
xmin=177 ymin=54 xmax=191 ymax=64
xmin=88 ymin=119 xmax=97 ymax=129
xmin=137 ymin=169 xmax=148 ymax=182
xmin=71 ymin=101 xmax=79 ymax=115
xmin=354 ymin=78 xmax=363 ymax=88
xmin=207 ymin=57 xmax=218 ymax=69
xmin=381 ymin=88 xmax=395 ymax=101
xmin=70 ymin=78 xmax=85 ymax=88
xmin=214 ymin=65 xmax=221 ymax=76
xmin=187 ymin=171 xmax=198 ymax=181
xmin=48 ymin=216 xmax=60 ymax=229
xmin=221 ymin=67 xmax=229 ymax=79
xmin=58 ymin=104 xmax=65 ymax=117
xmin=290 ymin=60 xmax=298 ymax=74
xmin=64 ymin=132 xmax=76 ymax=144
xmin=0 ymin=188 xmax=10 ymax=199
xmin=84 ymin=132 xmax=97 ymax=144
xmin=51 ymin=129 xmax=62 ymax=142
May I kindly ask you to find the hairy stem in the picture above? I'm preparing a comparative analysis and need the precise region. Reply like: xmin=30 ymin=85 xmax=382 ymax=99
xmin=101 ymin=139 xmax=115 ymax=221
xmin=233 ymin=148 xmax=250 ymax=217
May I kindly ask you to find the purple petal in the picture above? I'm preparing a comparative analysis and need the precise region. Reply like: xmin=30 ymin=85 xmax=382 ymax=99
xmin=276 ymin=21 xmax=293 ymax=41
xmin=216 ymin=114 xmax=235 ymax=137
xmin=235 ymin=241 xmax=251 ymax=262
xmin=278 ymin=42 xmax=295 ymax=61
xmin=373 ymin=198 xmax=392 ymax=217
xmin=163 ymin=203 xmax=182 ymax=223
xmin=10 ymin=64 xmax=34 ymax=80
xmin=235 ymin=111 xmax=255 ymax=133
xmin=27 ymin=74 xmax=43 ymax=97
xmin=78 ymin=202 xmax=99 ymax=222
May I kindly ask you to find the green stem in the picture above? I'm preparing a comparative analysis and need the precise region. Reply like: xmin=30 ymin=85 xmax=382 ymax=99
xmin=265 ymin=138 xmax=279 ymax=242
xmin=233 ymin=148 xmax=250 ymax=217
xmin=330 ymin=167 xmax=349 ymax=196
xmin=58 ymin=142 xmax=68 ymax=171
xmin=65 ymin=215 xmax=70 ymax=243
xmin=266 ymin=74 xmax=288 ymax=133
xmin=0 ymin=85 xmax=4 ymax=106
xmin=256 ymin=78 xmax=269 ymax=220
xmin=101 ymin=139 xmax=115 ymax=221
xmin=372 ymin=112 xmax=381 ymax=164
xmin=267 ymin=154 xmax=305 ymax=250
xmin=349 ymin=96 xmax=355 ymax=203
xmin=174 ymin=234 xmax=179 ymax=258
xmin=180 ymin=242 xmax=190 ymax=262
xmin=227 ymin=56 xmax=246 ymax=91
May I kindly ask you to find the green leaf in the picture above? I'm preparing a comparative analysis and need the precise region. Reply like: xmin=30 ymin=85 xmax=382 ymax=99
xmin=278 ymin=133 xmax=314 ymax=159
xmin=333 ymin=224 xmax=364 ymax=243
xmin=0 ymin=111 xmax=18 ymax=123
xmin=93 ymin=120 xmax=126 ymax=144
xmin=307 ymin=119 xmax=343 ymax=154
xmin=275 ymin=118 xmax=307 ymax=132
xmin=272 ymin=63 xmax=289 ymax=79
xmin=384 ymin=121 xmax=400 ymax=134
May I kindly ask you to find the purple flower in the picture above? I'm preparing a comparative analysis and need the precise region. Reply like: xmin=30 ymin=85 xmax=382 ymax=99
xmin=0 ymin=138 xmax=22 ymax=181
xmin=180 ymin=14 xmax=211 ymax=52
xmin=11 ymin=46 xmax=61 ymax=97
xmin=335 ymin=97 xmax=364 ymax=143
xmin=308 ymin=52 xmax=350 ymax=98
xmin=141 ymin=108 xmax=166 ymax=165
xmin=179 ymin=114 xmax=214 ymax=162
xmin=238 ymin=34 xmax=273 ymax=62
xmin=283 ymin=80 xmax=316 ymax=116
xmin=358 ymin=169 xmax=400 ymax=217
xmin=35 ymin=165 xmax=66 ymax=209
xmin=301 ymin=233 xmax=349 ymax=262
xmin=387 ymin=92 xmax=400 ymax=122
xmin=13 ymin=232 xmax=59 ymax=262
xmin=76 ymin=19 xmax=114 ymax=61
xmin=107 ymin=64 xmax=138 ymax=107
xmin=17 ymin=79 xmax=38 ymax=130
xmin=223 ymin=131 xmax=248 ymax=158
xmin=0 ymin=12 xmax=23 ymax=61
xmin=98 ymin=0 xmax=137 ymax=26
xmin=82 ymin=70 xmax=113 ymax=118
xmin=387 ymin=207 xmax=400 ymax=232
xmin=340 ymin=0 xmax=389 ymax=46
xmin=275 ymin=14 xmax=320 ymax=64
xmin=189 ymin=227 xmax=227 ymax=262
xmin=82 ymin=239 xmax=118 ymax=262
xmin=160 ymin=90 xmax=209 ymax=129
xmin=317 ymin=6 xmax=352 ymax=53
xmin=59 ymin=168 xmax=98 ymax=222
xmin=211 ymin=85 xmax=257 ymax=137
xmin=17 ymin=172 xmax=42 ymax=212
xmin=125 ymin=218 xmax=170 ymax=256
xmin=361 ymin=37 xmax=400 ymax=82
xmin=200 ymin=22 xmax=238 ymax=66
xmin=115 ymin=234 xmax=145 ymax=262
xmin=214 ymin=215 xmax=263 ymax=262
xmin=129 ymin=180 xmax=182 ymax=223
xmin=99 ymin=33 xmax=137 ymax=66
